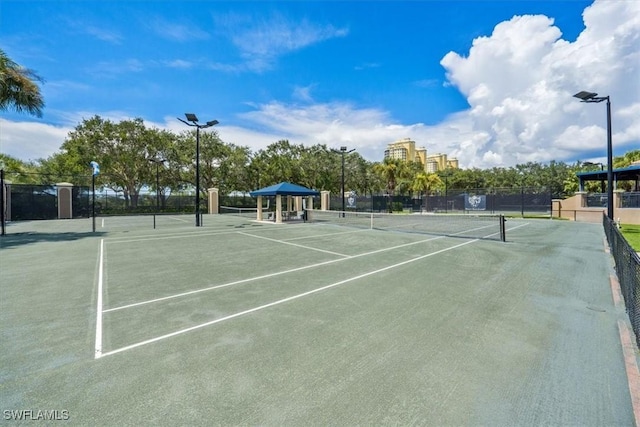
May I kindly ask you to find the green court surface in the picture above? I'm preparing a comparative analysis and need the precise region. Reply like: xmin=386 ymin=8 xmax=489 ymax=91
xmin=0 ymin=214 xmax=635 ymax=425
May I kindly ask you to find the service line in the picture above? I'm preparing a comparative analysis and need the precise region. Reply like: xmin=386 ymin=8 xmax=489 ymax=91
xmin=99 ymin=238 xmax=477 ymax=358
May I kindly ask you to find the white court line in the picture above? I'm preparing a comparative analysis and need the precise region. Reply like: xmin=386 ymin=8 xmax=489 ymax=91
xmin=103 ymin=221 xmax=528 ymax=314
xmin=282 ymin=228 xmax=369 ymax=241
xmin=94 ymin=239 xmax=105 ymax=359
xmin=103 ymin=222 xmax=281 ymax=244
xmin=98 ymin=238 xmax=478 ymax=358
xmin=103 ymin=234 xmax=446 ymax=313
xmin=237 ymin=231 xmax=350 ymax=257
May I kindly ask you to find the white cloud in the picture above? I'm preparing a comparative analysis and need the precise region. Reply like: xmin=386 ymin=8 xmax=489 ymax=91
xmin=83 ymin=25 xmax=123 ymax=44
xmin=3 ymin=0 xmax=638 ymax=170
xmin=0 ymin=119 xmax=70 ymax=161
xmin=149 ymin=18 xmax=210 ymax=42
xmin=438 ymin=0 xmax=640 ymax=168
xmin=218 ymin=13 xmax=349 ymax=72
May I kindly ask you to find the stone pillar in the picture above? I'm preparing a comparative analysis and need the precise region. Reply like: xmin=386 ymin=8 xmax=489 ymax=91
xmin=257 ymin=196 xmax=263 ymax=221
xmin=207 ymin=188 xmax=219 ymax=214
xmin=306 ymin=196 xmax=314 ymax=221
xmin=576 ymin=191 xmax=587 ymax=208
xmin=294 ymin=196 xmax=302 ymax=212
xmin=57 ymin=182 xmax=73 ymax=219
xmin=551 ymin=199 xmax=563 ymax=219
xmin=321 ymin=190 xmax=330 ymax=211
xmin=275 ymin=194 xmax=282 ymax=223
xmin=613 ymin=189 xmax=624 ymax=221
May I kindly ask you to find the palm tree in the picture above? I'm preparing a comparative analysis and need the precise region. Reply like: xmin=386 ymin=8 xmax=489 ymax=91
xmin=373 ymin=158 xmax=405 ymax=212
xmin=412 ymin=172 xmax=443 ymax=212
xmin=0 ymin=48 xmax=45 ymax=117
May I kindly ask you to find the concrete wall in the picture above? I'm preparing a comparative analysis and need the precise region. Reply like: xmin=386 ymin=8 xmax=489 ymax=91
xmin=552 ymin=192 xmax=640 ymax=224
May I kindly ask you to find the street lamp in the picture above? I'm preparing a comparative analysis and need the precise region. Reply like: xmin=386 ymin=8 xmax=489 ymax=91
xmin=573 ymin=91 xmax=613 ymax=219
xmin=147 ymin=157 xmax=166 ymax=211
xmin=177 ymin=113 xmax=219 ymax=226
xmin=332 ymin=146 xmax=355 ymax=216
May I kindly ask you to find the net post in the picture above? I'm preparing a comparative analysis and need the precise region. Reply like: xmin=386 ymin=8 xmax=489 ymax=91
xmin=500 ymin=215 xmax=506 ymax=242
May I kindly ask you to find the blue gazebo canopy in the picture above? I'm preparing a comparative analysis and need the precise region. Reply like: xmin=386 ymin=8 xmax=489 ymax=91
xmin=249 ymin=182 xmax=320 ymax=197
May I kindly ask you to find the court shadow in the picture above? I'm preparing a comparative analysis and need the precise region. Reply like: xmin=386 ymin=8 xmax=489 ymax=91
xmin=0 ymin=231 xmax=106 ymax=249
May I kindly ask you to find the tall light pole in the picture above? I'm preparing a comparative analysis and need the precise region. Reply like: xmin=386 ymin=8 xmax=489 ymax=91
xmin=332 ymin=146 xmax=355 ymax=215
xmin=177 ymin=114 xmax=219 ymax=226
xmin=574 ymin=91 xmax=613 ymax=219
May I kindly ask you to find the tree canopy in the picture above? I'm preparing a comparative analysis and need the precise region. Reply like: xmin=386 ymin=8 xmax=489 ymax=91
xmin=4 ymin=115 xmax=638 ymax=206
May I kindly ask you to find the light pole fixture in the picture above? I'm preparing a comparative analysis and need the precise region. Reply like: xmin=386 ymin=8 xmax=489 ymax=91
xmin=332 ymin=146 xmax=355 ymax=216
xmin=147 ymin=157 xmax=166 ymax=211
xmin=573 ymin=91 xmax=613 ymax=219
xmin=177 ymin=114 xmax=219 ymax=226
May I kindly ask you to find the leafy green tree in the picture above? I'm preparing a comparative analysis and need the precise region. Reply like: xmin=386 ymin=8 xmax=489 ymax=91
xmin=298 ymin=144 xmax=339 ymax=192
xmin=57 ymin=116 xmax=158 ymax=208
xmin=0 ymin=154 xmax=40 ymax=183
xmin=254 ymin=140 xmax=306 ymax=187
xmin=0 ymin=48 xmax=45 ymax=117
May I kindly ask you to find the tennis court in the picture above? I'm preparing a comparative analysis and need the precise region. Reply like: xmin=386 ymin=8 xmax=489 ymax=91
xmin=0 ymin=213 xmax=636 ymax=425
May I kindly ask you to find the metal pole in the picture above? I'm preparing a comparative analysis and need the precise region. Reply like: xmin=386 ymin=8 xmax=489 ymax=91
xmin=606 ymin=97 xmax=614 ymax=220
xmin=445 ymin=174 xmax=448 ymax=213
xmin=0 ymin=168 xmax=5 ymax=236
xmin=196 ymin=126 xmax=200 ymax=227
xmin=341 ymin=151 xmax=345 ymax=216
xmin=92 ymin=174 xmax=96 ymax=233
xmin=156 ymin=162 xmax=160 ymax=211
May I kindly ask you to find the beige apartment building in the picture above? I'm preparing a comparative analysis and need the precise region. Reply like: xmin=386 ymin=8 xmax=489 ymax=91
xmin=384 ymin=138 xmax=458 ymax=172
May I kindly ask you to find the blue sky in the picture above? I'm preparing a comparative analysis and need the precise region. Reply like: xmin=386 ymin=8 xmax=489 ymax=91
xmin=1 ymin=0 xmax=638 ymax=168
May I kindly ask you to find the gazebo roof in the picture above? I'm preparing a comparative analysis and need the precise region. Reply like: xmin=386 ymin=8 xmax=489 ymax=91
xmin=249 ymin=182 xmax=320 ymax=197
xmin=576 ymin=164 xmax=640 ymax=182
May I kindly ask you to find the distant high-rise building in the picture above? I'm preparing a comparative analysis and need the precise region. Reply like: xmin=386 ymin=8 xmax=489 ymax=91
xmin=384 ymin=138 xmax=458 ymax=172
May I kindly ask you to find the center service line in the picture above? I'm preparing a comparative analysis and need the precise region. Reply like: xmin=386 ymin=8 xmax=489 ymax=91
xmin=104 ymin=235 xmax=446 ymax=313
xmin=94 ymin=239 xmax=105 ymax=359
xmin=99 ymin=238 xmax=477 ymax=358
xmin=237 ymin=231 xmax=350 ymax=257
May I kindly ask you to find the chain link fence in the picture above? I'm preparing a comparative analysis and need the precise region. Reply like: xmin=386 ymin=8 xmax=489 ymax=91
xmin=330 ymin=187 xmax=552 ymax=216
xmin=603 ymin=214 xmax=640 ymax=346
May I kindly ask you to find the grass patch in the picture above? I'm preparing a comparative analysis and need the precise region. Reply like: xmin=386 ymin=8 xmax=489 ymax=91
xmin=621 ymin=224 xmax=640 ymax=251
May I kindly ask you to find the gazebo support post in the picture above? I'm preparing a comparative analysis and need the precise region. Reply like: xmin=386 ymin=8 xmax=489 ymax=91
xmin=276 ymin=195 xmax=283 ymax=223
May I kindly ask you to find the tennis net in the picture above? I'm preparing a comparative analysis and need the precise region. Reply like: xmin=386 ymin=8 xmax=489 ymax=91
xmin=305 ymin=209 xmax=506 ymax=241
xmin=219 ymin=206 xmax=258 ymax=219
